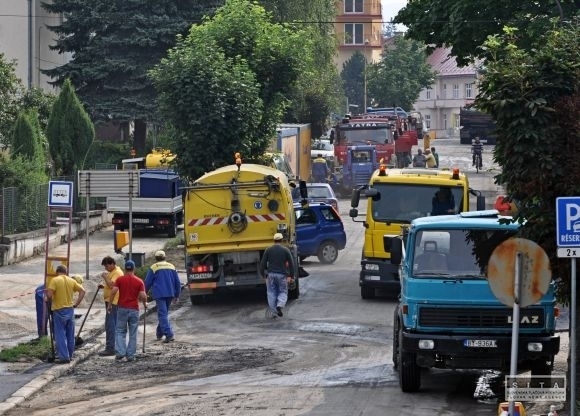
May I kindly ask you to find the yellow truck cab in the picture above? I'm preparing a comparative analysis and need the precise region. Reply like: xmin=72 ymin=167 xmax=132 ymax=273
xmin=349 ymin=166 xmax=485 ymax=299
xmin=183 ymin=157 xmax=299 ymax=304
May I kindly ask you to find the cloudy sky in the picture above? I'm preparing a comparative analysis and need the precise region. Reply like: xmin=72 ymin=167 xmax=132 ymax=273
xmin=381 ymin=0 xmax=407 ymax=27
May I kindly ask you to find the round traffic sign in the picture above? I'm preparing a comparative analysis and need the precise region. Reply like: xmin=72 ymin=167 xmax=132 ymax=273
xmin=487 ymin=238 xmax=552 ymax=308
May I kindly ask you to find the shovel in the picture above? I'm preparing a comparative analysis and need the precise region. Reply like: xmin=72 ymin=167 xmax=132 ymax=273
xmin=75 ymin=286 xmax=101 ymax=347
xmin=142 ymin=305 xmax=147 ymax=353
xmin=46 ymin=310 xmax=56 ymax=363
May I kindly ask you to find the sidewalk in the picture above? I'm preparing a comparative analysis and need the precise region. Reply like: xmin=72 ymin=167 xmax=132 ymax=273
xmin=0 ymin=225 xmax=167 ymax=414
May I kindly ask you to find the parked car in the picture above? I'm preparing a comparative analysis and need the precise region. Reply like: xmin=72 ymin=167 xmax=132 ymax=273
xmin=295 ymin=203 xmax=346 ymax=264
xmin=294 ymin=182 xmax=339 ymax=211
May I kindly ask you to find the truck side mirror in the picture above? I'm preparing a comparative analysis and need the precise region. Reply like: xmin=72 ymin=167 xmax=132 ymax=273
xmin=299 ymin=180 xmax=308 ymax=199
xmin=390 ymin=238 xmax=403 ymax=265
xmin=351 ymin=188 xmax=361 ymax=208
xmin=476 ymin=195 xmax=486 ymax=210
xmin=349 ymin=208 xmax=358 ymax=218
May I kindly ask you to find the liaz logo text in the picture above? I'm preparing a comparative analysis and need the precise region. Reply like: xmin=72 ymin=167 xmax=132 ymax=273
xmin=508 ymin=316 xmax=540 ymax=324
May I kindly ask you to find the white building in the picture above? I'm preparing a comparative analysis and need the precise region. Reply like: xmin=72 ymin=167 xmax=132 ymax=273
xmin=0 ymin=0 xmax=67 ymax=90
xmin=414 ymin=48 xmax=479 ymax=139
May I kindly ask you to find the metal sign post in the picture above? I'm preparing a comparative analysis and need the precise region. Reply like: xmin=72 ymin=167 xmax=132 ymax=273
xmin=508 ymin=252 xmax=522 ymax=416
xmin=556 ymin=196 xmax=580 ymax=416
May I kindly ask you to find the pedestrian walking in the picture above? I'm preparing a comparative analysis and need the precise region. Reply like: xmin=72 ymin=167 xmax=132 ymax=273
xmin=312 ymin=153 xmax=329 ymax=182
xmin=45 ymin=265 xmax=86 ymax=364
xmin=98 ymin=256 xmax=123 ymax=356
xmin=110 ymin=260 xmax=147 ymax=362
xmin=259 ymin=233 xmax=295 ymax=317
xmin=144 ymin=250 xmax=182 ymax=343
xmin=431 ymin=147 xmax=439 ymax=168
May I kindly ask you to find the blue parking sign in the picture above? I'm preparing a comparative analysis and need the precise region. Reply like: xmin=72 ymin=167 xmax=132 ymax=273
xmin=556 ymin=197 xmax=580 ymax=246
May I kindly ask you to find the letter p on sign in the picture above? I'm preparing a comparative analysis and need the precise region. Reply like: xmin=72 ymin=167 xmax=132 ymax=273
xmin=566 ymin=203 xmax=580 ymax=231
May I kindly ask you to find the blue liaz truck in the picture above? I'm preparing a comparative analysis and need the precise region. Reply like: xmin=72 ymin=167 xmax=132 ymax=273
xmin=390 ymin=211 xmax=560 ymax=392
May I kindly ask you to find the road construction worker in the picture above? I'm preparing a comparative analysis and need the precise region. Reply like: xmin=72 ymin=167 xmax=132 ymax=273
xmin=312 ymin=154 xmax=329 ymax=182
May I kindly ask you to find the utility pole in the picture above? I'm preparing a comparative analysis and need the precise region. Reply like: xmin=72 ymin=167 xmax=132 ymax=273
xmin=363 ymin=39 xmax=369 ymax=111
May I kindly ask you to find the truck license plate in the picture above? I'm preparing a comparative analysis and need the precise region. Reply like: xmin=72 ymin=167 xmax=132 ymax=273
xmin=191 ymin=273 xmax=212 ymax=279
xmin=132 ymin=218 xmax=149 ymax=224
xmin=464 ymin=339 xmax=497 ymax=348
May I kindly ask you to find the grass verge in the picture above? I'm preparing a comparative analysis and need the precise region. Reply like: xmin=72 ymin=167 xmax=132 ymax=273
xmin=0 ymin=337 xmax=51 ymax=362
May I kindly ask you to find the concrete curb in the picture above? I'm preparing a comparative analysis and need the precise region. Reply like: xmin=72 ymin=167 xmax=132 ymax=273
xmin=0 ymin=305 xmax=158 ymax=415
xmin=0 ymin=341 xmax=101 ymax=415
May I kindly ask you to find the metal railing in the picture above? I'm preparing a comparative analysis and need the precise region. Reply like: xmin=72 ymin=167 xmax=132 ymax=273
xmin=1 ymin=174 xmax=106 ymax=236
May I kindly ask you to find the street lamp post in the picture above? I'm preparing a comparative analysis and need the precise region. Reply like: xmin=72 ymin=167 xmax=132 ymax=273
xmin=363 ymin=39 xmax=369 ymax=111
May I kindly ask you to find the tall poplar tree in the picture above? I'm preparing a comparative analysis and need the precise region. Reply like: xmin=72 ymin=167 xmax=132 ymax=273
xmin=46 ymin=79 xmax=95 ymax=175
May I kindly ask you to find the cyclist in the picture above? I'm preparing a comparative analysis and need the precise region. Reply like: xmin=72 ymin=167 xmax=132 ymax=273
xmin=471 ymin=137 xmax=483 ymax=168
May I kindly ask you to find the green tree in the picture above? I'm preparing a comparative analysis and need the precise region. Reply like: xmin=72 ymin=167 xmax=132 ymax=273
xmin=341 ymin=51 xmax=365 ymax=111
xmin=261 ymin=0 xmax=343 ymax=137
xmin=475 ymin=23 xmax=580 ymax=406
xmin=42 ymin=0 xmax=222 ymax=155
xmin=394 ymin=0 xmax=580 ymax=66
xmin=11 ymin=110 xmax=45 ymax=166
xmin=151 ymin=0 xmax=308 ymax=180
xmin=367 ymin=37 xmax=436 ymax=110
xmin=0 ymin=53 xmax=23 ymax=147
xmin=46 ymin=79 xmax=95 ymax=175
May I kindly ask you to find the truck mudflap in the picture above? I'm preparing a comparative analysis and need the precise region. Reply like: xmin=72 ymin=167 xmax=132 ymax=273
xmin=401 ymin=331 xmax=560 ymax=370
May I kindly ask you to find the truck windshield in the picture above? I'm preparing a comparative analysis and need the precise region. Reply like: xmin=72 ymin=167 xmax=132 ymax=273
xmin=338 ymin=127 xmax=393 ymax=145
xmin=370 ymin=183 xmax=464 ymax=222
xmin=412 ymin=229 xmax=517 ymax=278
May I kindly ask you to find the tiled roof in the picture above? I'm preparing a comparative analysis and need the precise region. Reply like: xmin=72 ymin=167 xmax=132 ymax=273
xmin=427 ymin=47 xmax=477 ymax=76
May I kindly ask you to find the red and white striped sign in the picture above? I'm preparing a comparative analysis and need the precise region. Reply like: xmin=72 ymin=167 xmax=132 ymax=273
xmin=188 ymin=213 xmax=285 ymax=227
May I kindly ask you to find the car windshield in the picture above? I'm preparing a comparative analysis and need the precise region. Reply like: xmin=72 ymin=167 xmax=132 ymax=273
xmin=308 ymin=186 xmax=332 ymax=198
xmin=369 ymin=183 xmax=464 ymax=223
xmin=411 ymin=229 xmax=517 ymax=279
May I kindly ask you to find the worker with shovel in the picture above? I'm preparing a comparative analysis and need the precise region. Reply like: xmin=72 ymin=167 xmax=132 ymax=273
xmin=45 ymin=265 xmax=86 ymax=364
xmin=110 ymin=260 xmax=147 ymax=362
xmin=98 ymin=256 xmax=123 ymax=356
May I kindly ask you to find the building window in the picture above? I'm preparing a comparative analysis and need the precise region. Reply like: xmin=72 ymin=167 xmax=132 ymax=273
xmin=426 ymin=88 xmax=431 ymax=100
xmin=452 ymin=84 xmax=459 ymax=98
xmin=443 ymin=113 xmax=448 ymax=130
xmin=442 ymin=84 xmax=447 ymax=99
xmin=425 ymin=115 xmax=431 ymax=129
xmin=344 ymin=0 xmax=363 ymax=13
xmin=454 ymin=113 xmax=460 ymax=128
xmin=344 ymin=23 xmax=364 ymax=45
xmin=465 ymin=83 xmax=473 ymax=99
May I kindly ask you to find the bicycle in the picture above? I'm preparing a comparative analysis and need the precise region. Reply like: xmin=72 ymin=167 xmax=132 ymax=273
xmin=473 ymin=152 xmax=482 ymax=173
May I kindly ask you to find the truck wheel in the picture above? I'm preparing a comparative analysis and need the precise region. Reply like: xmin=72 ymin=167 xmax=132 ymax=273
xmin=288 ymin=278 xmax=300 ymax=300
xmin=317 ymin=241 xmax=338 ymax=264
xmin=361 ymin=285 xmax=375 ymax=300
xmin=398 ymin=326 xmax=421 ymax=392
xmin=167 ymin=222 xmax=177 ymax=238
xmin=190 ymin=295 xmax=207 ymax=305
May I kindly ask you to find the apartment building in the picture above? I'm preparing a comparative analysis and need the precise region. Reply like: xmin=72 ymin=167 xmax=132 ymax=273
xmin=0 ymin=0 xmax=67 ymax=90
xmin=414 ymin=48 xmax=479 ymax=139
xmin=334 ymin=0 xmax=383 ymax=70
